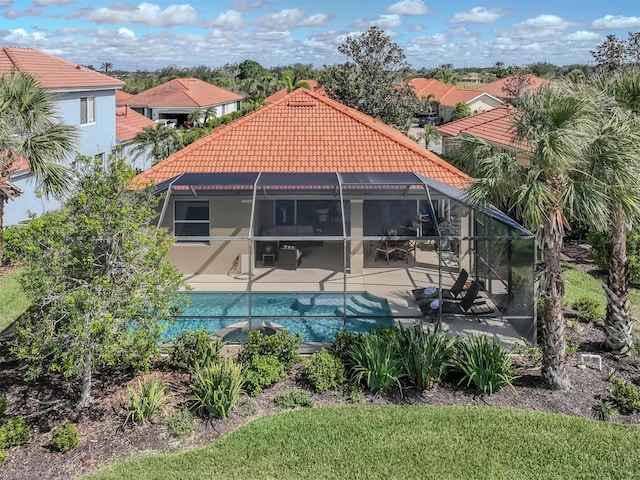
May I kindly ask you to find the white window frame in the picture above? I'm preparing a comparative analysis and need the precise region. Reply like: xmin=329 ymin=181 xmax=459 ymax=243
xmin=174 ymin=200 xmax=210 ymax=243
xmin=80 ymin=96 xmax=96 ymax=125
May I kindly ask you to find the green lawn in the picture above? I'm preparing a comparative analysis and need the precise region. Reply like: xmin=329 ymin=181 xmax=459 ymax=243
xmin=0 ymin=268 xmax=29 ymax=333
xmin=86 ymin=406 xmax=640 ymax=480
xmin=563 ymin=263 xmax=640 ymax=322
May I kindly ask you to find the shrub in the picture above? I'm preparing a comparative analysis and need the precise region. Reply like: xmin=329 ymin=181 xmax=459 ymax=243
xmin=572 ymin=297 xmax=603 ymax=323
xmin=345 ymin=384 xmax=363 ymax=403
xmin=396 ymin=324 xmax=455 ymax=390
xmin=303 ymin=350 xmax=345 ymax=392
xmin=587 ymin=231 xmax=640 ymax=284
xmin=452 ymin=335 xmax=517 ymax=395
xmin=191 ymin=359 xmax=244 ymax=418
xmin=0 ymin=397 xmax=6 ymax=417
xmin=329 ymin=331 xmax=363 ymax=367
xmin=0 ymin=449 xmax=5 ymax=466
xmin=565 ymin=337 xmax=580 ymax=357
xmin=166 ymin=408 xmax=196 ymax=439
xmin=592 ymin=400 xmax=617 ymax=422
xmin=242 ymin=355 xmax=286 ymax=397
xmin=610 ymin=377 xmax=640 ymax=414
xmin=273 ymin=389 xmax=315 ymax=409
xmin=349 ymin=334 xmax=404 ymax=393
xmin=171 ymin=329 xmax=224 ymax=371
xmin=565 ymin=320 xmax=581 ymax=331
xmin=238 ymin=330 xmax=301 ymax=370
xmin=50 ymin=420 xmax=79 ymax=453
xmin=0 ymin=416 xmax=30 ymax=448
xmin=124 ymin=378 xmax=168 ymax=425
xmin=512 ymin=338 xmax=542 ymax=366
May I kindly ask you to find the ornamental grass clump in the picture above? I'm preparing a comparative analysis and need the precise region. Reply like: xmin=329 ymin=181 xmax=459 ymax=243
xmin=349 ymin=333 xmax=404 ymax=394
xmin=124 ymin=378 xmax=168 ymax=425
xmin=191 ymin=358 xmax=244 ymax=419
xmin=396 ymin=324 xmax=455 ymax=390
xmin=452 ymin=335 xmax=517 ymax=395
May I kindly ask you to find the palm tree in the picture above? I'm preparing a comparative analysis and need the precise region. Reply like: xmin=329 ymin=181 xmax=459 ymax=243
xmin=462 ymin=83 xmax=603 ymax=390
xmin=0 ymin=71 xmax=78 ymax=263
xmin=416 ymin=124 xmax=441 ymax=150
xmin=588 ymin=67 xmax=640 ymax=354
xmin=131 ymin=124 xmax=179 ymax=166
xmin=101 ymin=62 xmax=113 ymax=73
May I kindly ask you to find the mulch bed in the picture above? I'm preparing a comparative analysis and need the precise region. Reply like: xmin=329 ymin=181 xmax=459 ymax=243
xmin=1 ymin=247 xmax=640 ymax=479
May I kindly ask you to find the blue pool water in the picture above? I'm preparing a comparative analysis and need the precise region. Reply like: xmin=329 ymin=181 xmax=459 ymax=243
xmin=162 ymin=291 xmax=394 ymax=343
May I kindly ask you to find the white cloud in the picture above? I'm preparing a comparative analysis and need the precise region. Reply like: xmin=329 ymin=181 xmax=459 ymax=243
xmin=230 ymin=0 xmax=264 ymax=12
xmin=386 ymin=0 xmax=428 ymax=16
xmin=449 ymin=7 xmax=505 ymax=24
xmin=565 ymin=31 xmax=601 ymax=42
xmin=118 ymin=27 xmax=135 ymax=39
xmin=0 ymin=0 xmax=12 ymax=6
xmin=592 ymin=15 xmax=640 ymax=29
xmin=32 ymin=0 xmax=74 ymax=6
xmin=514 ymin=14 xmax=572 ymax=31
xmin=211 ymin=10 xmax=243 ymax=30
xmin=371 ymin=14 xmax=402 ymax=28
xmin=3 ymin=28 xmax=47 ymax=41
xmin=299 ymin=13 xmax=331 ymax=27
xmin=88 ymin=2 xmax=197 ymax=28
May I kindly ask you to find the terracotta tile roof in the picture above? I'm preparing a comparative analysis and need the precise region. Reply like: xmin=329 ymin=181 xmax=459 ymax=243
xmin=133 ymin=88 xmax=470 ymax=189
xmin=0 ymin=46 xmax=124 ymax=89
xmin=437 ymin=105 xmax=527 ymax=151
xmin=116 ymin=89 xmax=134 ymax=106
xmin=473 ymin=75 xmax=549 ymax=99
xmin=127 ymin=78 xmax=243 ymax=108
xmin=265 ymin=80 xmax=321 ymax=104
xmin=9 ymin=156 xmax=30 ymax=175
xmin=116 ymin=106 xmax=156 ymax=142
xmin=409 ymin=78 xmax=501 ymax=107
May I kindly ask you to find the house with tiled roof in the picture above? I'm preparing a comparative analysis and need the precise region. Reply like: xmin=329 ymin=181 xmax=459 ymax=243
xmin=127 ymin=78 xmax=244 ymax=126
xmin=409 ymin=78 xmax=503 ymax=122
xmin=115 ymin=106 xmax=156 ymax=171
xmin=132 ymin=88 xmax=536 ymax=346
xmin=473 ymin=74 xmax=549 ymax=101
xmin=437 ymin=105 xmax=530 ymax=165
xmin=1 ymin=46 xmax=125 ymax=225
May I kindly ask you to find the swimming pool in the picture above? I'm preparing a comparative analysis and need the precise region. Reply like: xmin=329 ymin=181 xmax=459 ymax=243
xmin=162 ymin=291 xmax=395 ymax=343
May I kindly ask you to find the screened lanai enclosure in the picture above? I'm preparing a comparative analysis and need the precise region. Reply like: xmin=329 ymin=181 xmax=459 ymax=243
xmin=155 ymin=172 xmax=537 ymax=345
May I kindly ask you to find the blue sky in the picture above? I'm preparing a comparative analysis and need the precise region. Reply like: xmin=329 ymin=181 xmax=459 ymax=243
xmin=1 ymin=0 xmax=639 ymax=71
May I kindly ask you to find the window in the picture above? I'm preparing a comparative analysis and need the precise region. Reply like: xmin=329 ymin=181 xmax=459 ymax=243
xmin=174 ymin=200 xmax=210 ymax=240
xmin=80 ymin=97 xmax=95 ymax=124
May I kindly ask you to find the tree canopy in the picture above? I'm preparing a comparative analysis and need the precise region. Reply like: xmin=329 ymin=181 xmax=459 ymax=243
xmin=11 ymin=156 xmax=185 ymax=407
xmin=319 ymin=26 xmax=418 ymax=129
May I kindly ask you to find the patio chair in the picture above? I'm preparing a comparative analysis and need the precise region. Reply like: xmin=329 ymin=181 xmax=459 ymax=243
xmin=395 ymin=240 xmax=416 ymax=264
xmin=375 ymin=241 xmax=396 ymax=265
xmin=412 ymin=269 xmax=468 ymax=302
xmin=419 ymin=281 xmax=497 ymax=321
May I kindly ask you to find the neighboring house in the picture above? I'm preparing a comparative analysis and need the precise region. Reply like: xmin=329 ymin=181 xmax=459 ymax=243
xmin=115 ymin=105 xmax=156 ymax=171
xmin=126 ymin=78 xmax=244 ymax=126
xmin=460 ymin=72 xmax=482 ymax=83
xmin=436 ymin=105 xmax=530 ymax=165
xmin=132 ymin=88 xmax=536 ymax=342
xmin=473 ymin=74 xmax=549 ymax=102
xmin=409 ymin=78 xmax=503 ymax=122
xmin=1 ymin=46 xmax=124 ymax=225
xmin=265 ymin=79 xmax=321 ymax=104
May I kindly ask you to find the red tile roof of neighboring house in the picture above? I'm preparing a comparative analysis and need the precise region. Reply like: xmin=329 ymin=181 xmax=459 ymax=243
xmin=9 ymin=156 xmax=30 ymax=175
xmin=0 ymin=46 xmax=124 ymax=89
xmin=127 ymin=78 xmax=243 ymax=108
xmin=437 ymin=105 xmax=527 ymax=151
xmin=133 ymin=88 xmax=470 ymax=188
xmin=409 ymin=78 xmax=501 ymax=107
xmin=116 ymin=106 xmax=156 ymax=142
xmin=473 ymin=74 xmax=549 ymax=99
xmin=265 ymin=79 xmax=321 ymax=104
xmin=116 ymin=89 xmax=134 ymax=106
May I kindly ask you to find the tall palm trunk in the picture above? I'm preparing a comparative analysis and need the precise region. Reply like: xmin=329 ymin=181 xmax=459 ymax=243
xmin=540 ymin=207 xmax=570 ymax=390
xmin=604 ymin=206 xmax=634 ymax=355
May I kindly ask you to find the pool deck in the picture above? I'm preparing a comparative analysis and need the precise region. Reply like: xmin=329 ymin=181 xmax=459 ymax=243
xmin=183 ymin=242 xmax=524 ymax=349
